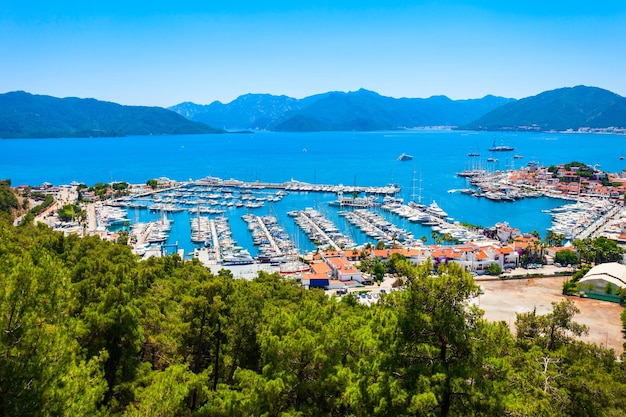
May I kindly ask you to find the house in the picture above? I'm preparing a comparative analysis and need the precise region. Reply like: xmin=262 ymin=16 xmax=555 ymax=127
xmin=497 ymin=246 xmax=519 ymax=269
xmin=325 ymin=256 xmax=363 ymax=283
xmin=544 ymin=246 xmax=577 ymax=265
xmin=301 ymin=261 xmax=332 ymax=288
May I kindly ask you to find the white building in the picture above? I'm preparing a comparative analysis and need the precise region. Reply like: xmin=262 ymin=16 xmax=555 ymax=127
xmin=579 ymin=262 xmax=626 ymax=297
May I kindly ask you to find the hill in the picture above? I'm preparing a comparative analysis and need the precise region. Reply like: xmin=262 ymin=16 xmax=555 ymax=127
xmin=0 ymin=179 xmax=21 ymax=222
xmin=170 ymin=89 xmax=514 ymax=131
xmin=0 ymin=91 xmax=222 ymax=138
xmin=464 ymin=86 xmax=626 ymax=131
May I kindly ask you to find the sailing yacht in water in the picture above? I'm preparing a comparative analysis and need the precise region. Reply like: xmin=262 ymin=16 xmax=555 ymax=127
xmin=488 ymin=139 xmax=514 ymax=152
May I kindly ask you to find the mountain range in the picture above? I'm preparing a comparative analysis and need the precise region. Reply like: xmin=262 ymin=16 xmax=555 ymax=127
xmin=0 ymin=91 xmax=222 ymax=139
xmin=1 ymin=86 xmax=625 ymax=139
xmin=464 ymin=86 xmax=626 ymax=131
xmin=170 ymin=89 xmax=515 ymax=131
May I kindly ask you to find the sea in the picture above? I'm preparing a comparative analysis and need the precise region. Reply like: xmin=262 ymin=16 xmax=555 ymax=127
xmin=2 ymin=129 xmax=625 ymax=256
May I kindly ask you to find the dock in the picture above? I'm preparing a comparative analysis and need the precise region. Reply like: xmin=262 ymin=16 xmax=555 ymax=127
xmin=253 ymin=216 xmax=282 ymax=256
xmin=294 ymin=209 xmax=342 ymax=250
xmin=209 ymin=219 xmax=221 ymax=261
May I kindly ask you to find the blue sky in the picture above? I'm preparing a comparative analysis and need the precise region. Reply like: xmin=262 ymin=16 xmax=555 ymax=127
xmin=1 ymin=1 xmax=625 ymax=106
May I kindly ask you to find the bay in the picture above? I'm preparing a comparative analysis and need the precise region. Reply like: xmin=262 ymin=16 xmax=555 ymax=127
xmin=2 ymin=130 xmax=625 ymax=255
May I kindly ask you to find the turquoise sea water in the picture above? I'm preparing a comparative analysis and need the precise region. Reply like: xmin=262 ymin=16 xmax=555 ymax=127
xmin=2 ymin=130 xmax=625 ymax=255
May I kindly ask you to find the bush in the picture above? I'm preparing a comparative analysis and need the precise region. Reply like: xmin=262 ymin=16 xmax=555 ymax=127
xmin=562 ymin=279 xmax=578 ymax=295
xmin=486 ymin=263 xmax=502 ymax=276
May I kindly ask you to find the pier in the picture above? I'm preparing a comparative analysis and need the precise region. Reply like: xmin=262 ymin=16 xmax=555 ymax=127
xmin=254 ymin=216 xmax=282 ymax=256
xmin=574 ymin=203 xmax=622 ymax=240
xmin=209 ymin=219 xmax=221 ymax=261
xmin=194 ymin=177 xmax=401 ymax=196
xmin=339 ymin=209 xmax=416 ymax=246
xmin=293 ymin=209 xmax=343 ymax=250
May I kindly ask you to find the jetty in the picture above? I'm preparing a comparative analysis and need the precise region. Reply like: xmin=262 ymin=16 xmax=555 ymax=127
xmin=242 ymin=214 xmax=297 ymax=262
xmin=339 ymin=209 xmax=417 ymax=246
xmin=292 ymin=208 xmax=355 ymax=250
xmin=194 ymin=177 xmax=401 ymax=196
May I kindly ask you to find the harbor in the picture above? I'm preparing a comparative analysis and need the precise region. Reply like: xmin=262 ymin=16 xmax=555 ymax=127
xmin=81 ymin=168 xmax=625 ymax=269
xmin=17 ymin=130 xmax=626 ymax=270
xmin=95 ymin=177 xmax=410 ymax=263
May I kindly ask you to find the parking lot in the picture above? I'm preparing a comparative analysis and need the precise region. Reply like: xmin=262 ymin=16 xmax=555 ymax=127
xmin=475 ymin=276 xmax=624 ymax=353
xmin=327 ymin=270 xmax=624 ymax=353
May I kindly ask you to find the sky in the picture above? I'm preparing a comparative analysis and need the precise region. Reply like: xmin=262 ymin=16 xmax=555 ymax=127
xmin=1 ymin=1 xmax=625 ymax=107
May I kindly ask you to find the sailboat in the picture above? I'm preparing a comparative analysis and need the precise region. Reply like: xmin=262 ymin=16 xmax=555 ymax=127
xmin=488 ymin=139 xmax=514 ymax=152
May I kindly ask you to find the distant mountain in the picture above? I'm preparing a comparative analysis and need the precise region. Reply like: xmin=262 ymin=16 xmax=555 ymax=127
xmin=171 ymin=93 xmax=319 ymax=130
xmin=170 ymin=89 xmax=515 ymax=131
xmin=463 ymin=86 xmax=626 ymax=131
xmin=0 ymin=91 xmax=222 ymax=139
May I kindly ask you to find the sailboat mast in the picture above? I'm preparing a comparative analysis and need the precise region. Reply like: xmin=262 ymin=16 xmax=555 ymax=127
xmin=411 ymin=167 xmax=417 ymax=202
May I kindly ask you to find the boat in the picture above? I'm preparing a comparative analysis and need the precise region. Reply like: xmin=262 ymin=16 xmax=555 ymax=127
xmin=222 ymin=253 xmax=255 ymax=265
xmin=514 ymin=155 xmax=523 ymax=159
xmin=397 ymin=153 xmax=413 ymax=161
xmin=487 ymin=157 xmax=498 ymax=162
xmin=426 ymin=200 xmax=448 ymax=218
xmin=467 ymin=152 xmax=480 ymax=157
xmin=279 ymin=261 xmax=311 ymax=274
xmin=458 ymin=169 xmax=486 ymax=178
xmin=488 ymin=140 xmax=514 ymax=152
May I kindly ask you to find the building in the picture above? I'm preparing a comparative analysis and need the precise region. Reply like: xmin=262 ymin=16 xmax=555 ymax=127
xmin=301 ymin=261 xmax=332 ymax=288
xmin=578 ymin=262 xmax=626 ymax=302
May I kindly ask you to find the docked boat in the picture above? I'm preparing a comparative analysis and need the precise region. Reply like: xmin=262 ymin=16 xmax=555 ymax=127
xmin=222 ymin=250 xmax=255 ymax=265
xmin=397 ymin=153 xmax=413 ymax=161
xmin=426 ymin=200 xmax=448 ymax=218
xmin=280 ymin=261 xmax=311 ymax=275
xmin=328 ymin=192 xmax=376 ymax=208
xmin=458 ymin=169 xmax=486 ymax=178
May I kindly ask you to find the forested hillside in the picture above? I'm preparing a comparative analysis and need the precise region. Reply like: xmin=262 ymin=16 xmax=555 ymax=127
xmin=0 ymin=91 xmax=222 ymax=138
xmin=0 ymin=180 xmax=20 ymax=222
xmin=1 ymin=217 xmax=625 ymax=416
xmin=464 ymin=86 xmax=626 ymax=131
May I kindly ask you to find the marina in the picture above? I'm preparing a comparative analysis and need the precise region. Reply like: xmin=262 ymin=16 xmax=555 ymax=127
xmin=100 ymin=175 xmax=624 ymax=268
xmin=8 ymin=129 xmax=626 ymax=265
xmin=95 ymin=149 xmax=626 ymax=264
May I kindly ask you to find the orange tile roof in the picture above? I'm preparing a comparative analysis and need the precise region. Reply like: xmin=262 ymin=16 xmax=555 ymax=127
xmin=475 ymin=251 xmax=488 ymax=260
xmin=327 ymin=257 xmax=359 ymax=273
xmin=549 ymin=246 xmax=576 ymax=253
xmin=373 ymin=249 xmax=388 ymax=258
xmin=310 ymin=262 xmax=332 ymax=274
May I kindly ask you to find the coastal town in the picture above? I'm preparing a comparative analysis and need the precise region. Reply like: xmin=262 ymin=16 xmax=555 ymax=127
xmin=19 ymin=161 xmax=626 ymax=296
